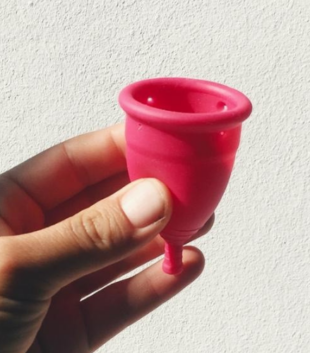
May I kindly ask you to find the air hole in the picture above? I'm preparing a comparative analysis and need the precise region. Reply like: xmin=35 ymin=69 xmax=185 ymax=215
xmin=147 ymin=97 xmax=154 ymax=104
xmin=217 ymin=101 xmax=228 ymax=111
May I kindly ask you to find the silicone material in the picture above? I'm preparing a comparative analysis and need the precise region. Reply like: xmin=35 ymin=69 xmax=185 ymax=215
xmin=119 ymin=77 xmax=252 ymax=275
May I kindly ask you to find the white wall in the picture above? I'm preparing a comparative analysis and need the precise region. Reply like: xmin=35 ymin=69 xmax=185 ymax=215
xmin=1 ymin=1 xmax=309 ymax=352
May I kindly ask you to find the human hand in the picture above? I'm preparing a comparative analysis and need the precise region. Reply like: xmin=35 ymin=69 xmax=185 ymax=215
xmin=0 ymin=123 xmax=214 ymax=353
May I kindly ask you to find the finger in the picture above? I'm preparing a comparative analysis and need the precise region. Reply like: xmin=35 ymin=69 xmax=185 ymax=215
xmin=0 ymin=219 xmax=13 ymax=236
xmin=45 ymin=171 xmax=130 ymax=226
xmin=0 ymin=179 xmax=172 ymax=300
xmin=80 ymin=247 xmax=205 ymax=351
xmin=0 ymin=175 xmax=44 ymax=235
xmin=74 ymin=214 xmax=215 ymax=298
xmin=5 ymin=123 xmax=126 ymax=211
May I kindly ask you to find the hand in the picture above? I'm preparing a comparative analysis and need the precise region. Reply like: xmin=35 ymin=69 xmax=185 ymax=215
xmin=0 ymin=123 xmax=214 ymax=353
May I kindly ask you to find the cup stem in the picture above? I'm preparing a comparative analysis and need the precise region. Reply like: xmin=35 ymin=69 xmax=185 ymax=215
xmin=162 ymin=242 xmax=183 ymax=275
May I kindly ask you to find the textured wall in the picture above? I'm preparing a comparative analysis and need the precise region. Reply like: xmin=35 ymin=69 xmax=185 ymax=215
xmin=1 ymin=1 xmax=309 ymax=352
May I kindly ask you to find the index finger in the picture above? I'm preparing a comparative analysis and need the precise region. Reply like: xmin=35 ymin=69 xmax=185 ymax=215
xmin=5 ymin=123 xmax=126 ymax=210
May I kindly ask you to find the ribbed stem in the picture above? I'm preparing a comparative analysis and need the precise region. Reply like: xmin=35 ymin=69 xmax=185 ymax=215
xmin=162 ymin=243 xmax=183 ymax=275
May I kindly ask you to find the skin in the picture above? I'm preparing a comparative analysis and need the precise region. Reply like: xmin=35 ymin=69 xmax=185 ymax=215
xmin=0 ymin=123 xmax=214 ymax=353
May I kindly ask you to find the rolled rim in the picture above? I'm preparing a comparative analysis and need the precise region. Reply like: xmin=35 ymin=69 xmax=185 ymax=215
xmin=119 ymin=77 xmax=252 ymax=131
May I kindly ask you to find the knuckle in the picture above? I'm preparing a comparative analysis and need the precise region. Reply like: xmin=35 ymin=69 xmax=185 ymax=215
xmin=70 ymin=204 xmax=130 ymax=251
xmin=0 ymin=240 xmax=18 ymax=277
xmin=0 ymin=240 xmax=23 ymax=296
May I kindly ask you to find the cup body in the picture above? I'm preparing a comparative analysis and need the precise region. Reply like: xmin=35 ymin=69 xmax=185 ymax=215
xmin=125 ymin=119 xmax=241 ymax=243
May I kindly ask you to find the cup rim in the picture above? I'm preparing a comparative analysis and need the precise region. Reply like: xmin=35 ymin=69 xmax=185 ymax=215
xmin=119 ymin=77 xmax=252 ymax=131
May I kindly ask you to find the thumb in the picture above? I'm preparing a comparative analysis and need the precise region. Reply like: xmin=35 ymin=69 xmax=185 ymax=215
xmin=1 ymin=179 xmax=172 ymax=298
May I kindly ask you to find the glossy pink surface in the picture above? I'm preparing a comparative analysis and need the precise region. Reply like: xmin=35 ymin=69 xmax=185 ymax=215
xmin=119 ymin=77 xmax=252 ymax=274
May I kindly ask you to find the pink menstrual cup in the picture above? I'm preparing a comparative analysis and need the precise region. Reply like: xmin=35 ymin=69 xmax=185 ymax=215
xmin=119 ymin=77 xmax=252 ymax=275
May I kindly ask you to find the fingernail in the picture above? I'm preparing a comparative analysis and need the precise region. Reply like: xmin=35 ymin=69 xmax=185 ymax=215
xmin=121 ymin=180 xmax=166 ymax=228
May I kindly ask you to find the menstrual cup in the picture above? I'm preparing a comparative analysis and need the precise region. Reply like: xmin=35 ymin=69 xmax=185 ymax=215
xmin=119 ymin=77 xmax=252 ymax=275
